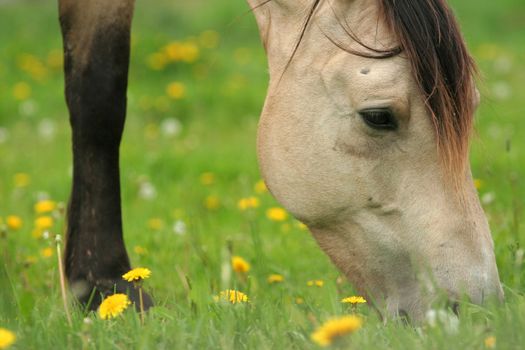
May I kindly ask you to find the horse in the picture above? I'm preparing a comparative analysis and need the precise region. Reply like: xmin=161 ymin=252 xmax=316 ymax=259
xmin=59 ymin=0 xmax=503 ymax=322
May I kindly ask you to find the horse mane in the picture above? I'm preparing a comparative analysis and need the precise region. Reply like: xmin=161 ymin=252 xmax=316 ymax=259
xmin=285 ymin=0 xmax=476 ymax=191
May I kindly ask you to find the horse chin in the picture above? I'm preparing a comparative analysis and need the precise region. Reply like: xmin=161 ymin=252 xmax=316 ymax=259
xmin=306 ymin=210 xmax=504 ymax=324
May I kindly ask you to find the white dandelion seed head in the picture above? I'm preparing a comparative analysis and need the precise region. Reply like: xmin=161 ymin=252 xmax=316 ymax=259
xmin=139 ymin=181 xmax=157 ymax=200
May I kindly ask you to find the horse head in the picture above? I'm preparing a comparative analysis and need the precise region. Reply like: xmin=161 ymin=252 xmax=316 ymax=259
xmin=249 ymin=0 xmax=503 ymax=322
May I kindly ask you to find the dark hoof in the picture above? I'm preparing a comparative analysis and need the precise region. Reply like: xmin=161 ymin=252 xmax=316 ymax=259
xmin=70 ymin=279 xmax=153 ymax=312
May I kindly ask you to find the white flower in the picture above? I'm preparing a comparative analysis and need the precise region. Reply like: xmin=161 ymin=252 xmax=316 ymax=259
xmin=139 ymin=181 xmax=157 ymax=200
xmin=482 ymin=192 xmax=495 ymax=205
xmin=19 ymin=99 xmax=37 ymax=116
xmin=173 ymin=220 xmax=186 ymax=235
xmin=425 ymin=309 xmax=459 ymax=334
xmin=38 ymin=119 xmax=56 ymax=140
xmin=36 ymin=192 xmax=50 ymax=201
xmin=160 ymin=118 xmax=182 ymax=137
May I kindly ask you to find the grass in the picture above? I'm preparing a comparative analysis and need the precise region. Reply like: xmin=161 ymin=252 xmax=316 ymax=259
xmin=0 ymin=0 xmax=524 ymax=348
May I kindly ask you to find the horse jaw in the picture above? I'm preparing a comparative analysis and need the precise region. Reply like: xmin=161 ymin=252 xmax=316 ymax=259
xmin=250 ymin=0 xmax=503 ymax=322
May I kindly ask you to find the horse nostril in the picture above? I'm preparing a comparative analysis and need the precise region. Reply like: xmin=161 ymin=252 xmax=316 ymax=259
xmin=398 ymin=309 xmax=410 ymax=324
xmin=451 ymin=301 xmax=460 ymax=316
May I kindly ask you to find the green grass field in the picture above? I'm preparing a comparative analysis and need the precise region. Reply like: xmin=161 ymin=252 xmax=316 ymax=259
xmin=1 ymin=0 xmax=524 ymax=348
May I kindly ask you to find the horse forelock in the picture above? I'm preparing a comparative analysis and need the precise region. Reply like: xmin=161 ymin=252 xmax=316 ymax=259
xmin=378 ymin=0 xmax=477 ymax=194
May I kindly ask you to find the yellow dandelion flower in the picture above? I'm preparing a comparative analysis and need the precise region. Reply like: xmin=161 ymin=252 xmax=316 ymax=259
xmin=311 ymin=315 xmax=363 ymax=347
xmin=134 ymin=246 xmax=148 ymax=255
xmin=46 ymin=49 xmax=63 ymax=70
xmin=231 ymin=256 xmax=250 ymax=273
xmin=41 ymin=247 xmax=53 ymax=258
xmin=13 ymin=173 xmax=30 ymax=187
xmin=98 ymin=293 xmax=131 ymax=319
xmin=25 ymin=255 xmax=38 ymax=265
xmin=13 ymin=82 xmax=31 ymax=100
xmin=341 ymin=296 xmax=367 ymax=305
xmin=254 ymin=179 xmax=267 ymax=194
xmin=164 ymin=41 xmax=184 ymax=61
xmin=35 ymin=216 xmax=54 ymax=230
xmin=146 ymin=52 xmax=168 ymax=70
xmin=237 ymin=198 xmax=247 ymax=210
xmin=32 ymin=228 xmax=42 ymax=239
xmin=164 ymin=41 xmax=199 ymax=63
xmin=199 ymin=30 xmax=220 ymax=49
xmin=122 ymin=267 xmax=151 ymax=282
xmin=476 ymin=43 xmax=500 ymax=61
xmin=34 ymin=200 xmax=56 ymax=214
xmin=179 ymin=42 xmax=199 ymax=63
xmin=296 ymin=221 xmax=308 ymax=231
xmin=17 ymin=54 xmax=48 ymax=81
xmin=267 ymin=274 xmax=284 ymax=284
xmin=237 ymin=196 xmax=259 ymax=210
xmin=200 ymin=172 xmax=215 ymax=185
xmin=6 ymin=216 xmax=22 ymax=230
xmin=307 ymin=280 xmax=324 ymax=287
xmin=266 ymin=207 xmax=288 ymax=222
xmin=147 ymin=218 xmax=164 ymax=230
xmin=0 ymin=328 xmax=16 ymax=349
xmin=144 ymin=123 xmax=159 ymax=140
xmin=204 ymin=195 xmax=220 ymax=210
xmin=214 ymin=289 xmax=249 ymax=304
xmin=474 ymin=179 xmax=483 ymax=190
xmin=484 ymin=336 xmax=496 ymax=348
xmin=296 ymin=297 xmax=305 ymax=305
xmin=166 ymin=81 xmax=186 ymax=99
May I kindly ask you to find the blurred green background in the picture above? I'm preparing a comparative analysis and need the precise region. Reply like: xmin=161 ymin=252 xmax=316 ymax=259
xmin=0 ymin=0 xmax=524 ymax=349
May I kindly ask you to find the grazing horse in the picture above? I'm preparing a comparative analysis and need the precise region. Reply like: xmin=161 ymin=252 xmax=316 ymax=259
xmin=59 ymin=0 xmax=503 ymax=321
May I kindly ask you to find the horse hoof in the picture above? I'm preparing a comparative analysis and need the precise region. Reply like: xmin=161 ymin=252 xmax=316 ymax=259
xmin=70 ymin=279 xmax=154 ymax=312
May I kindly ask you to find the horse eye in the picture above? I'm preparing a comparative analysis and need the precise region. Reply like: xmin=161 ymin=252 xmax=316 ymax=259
xmin=359 ymin=108 xmax=398 ymax=131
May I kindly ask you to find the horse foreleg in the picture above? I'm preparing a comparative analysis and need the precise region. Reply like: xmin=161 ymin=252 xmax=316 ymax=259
xmin=58 ymin=0 xmax=151 ymax=310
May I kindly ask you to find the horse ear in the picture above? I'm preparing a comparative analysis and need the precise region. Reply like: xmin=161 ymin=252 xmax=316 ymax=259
xmin=247 ymin=1 xmax=272 ymax=53
xmin=247 ymin=1 xmax=305 ymax=73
